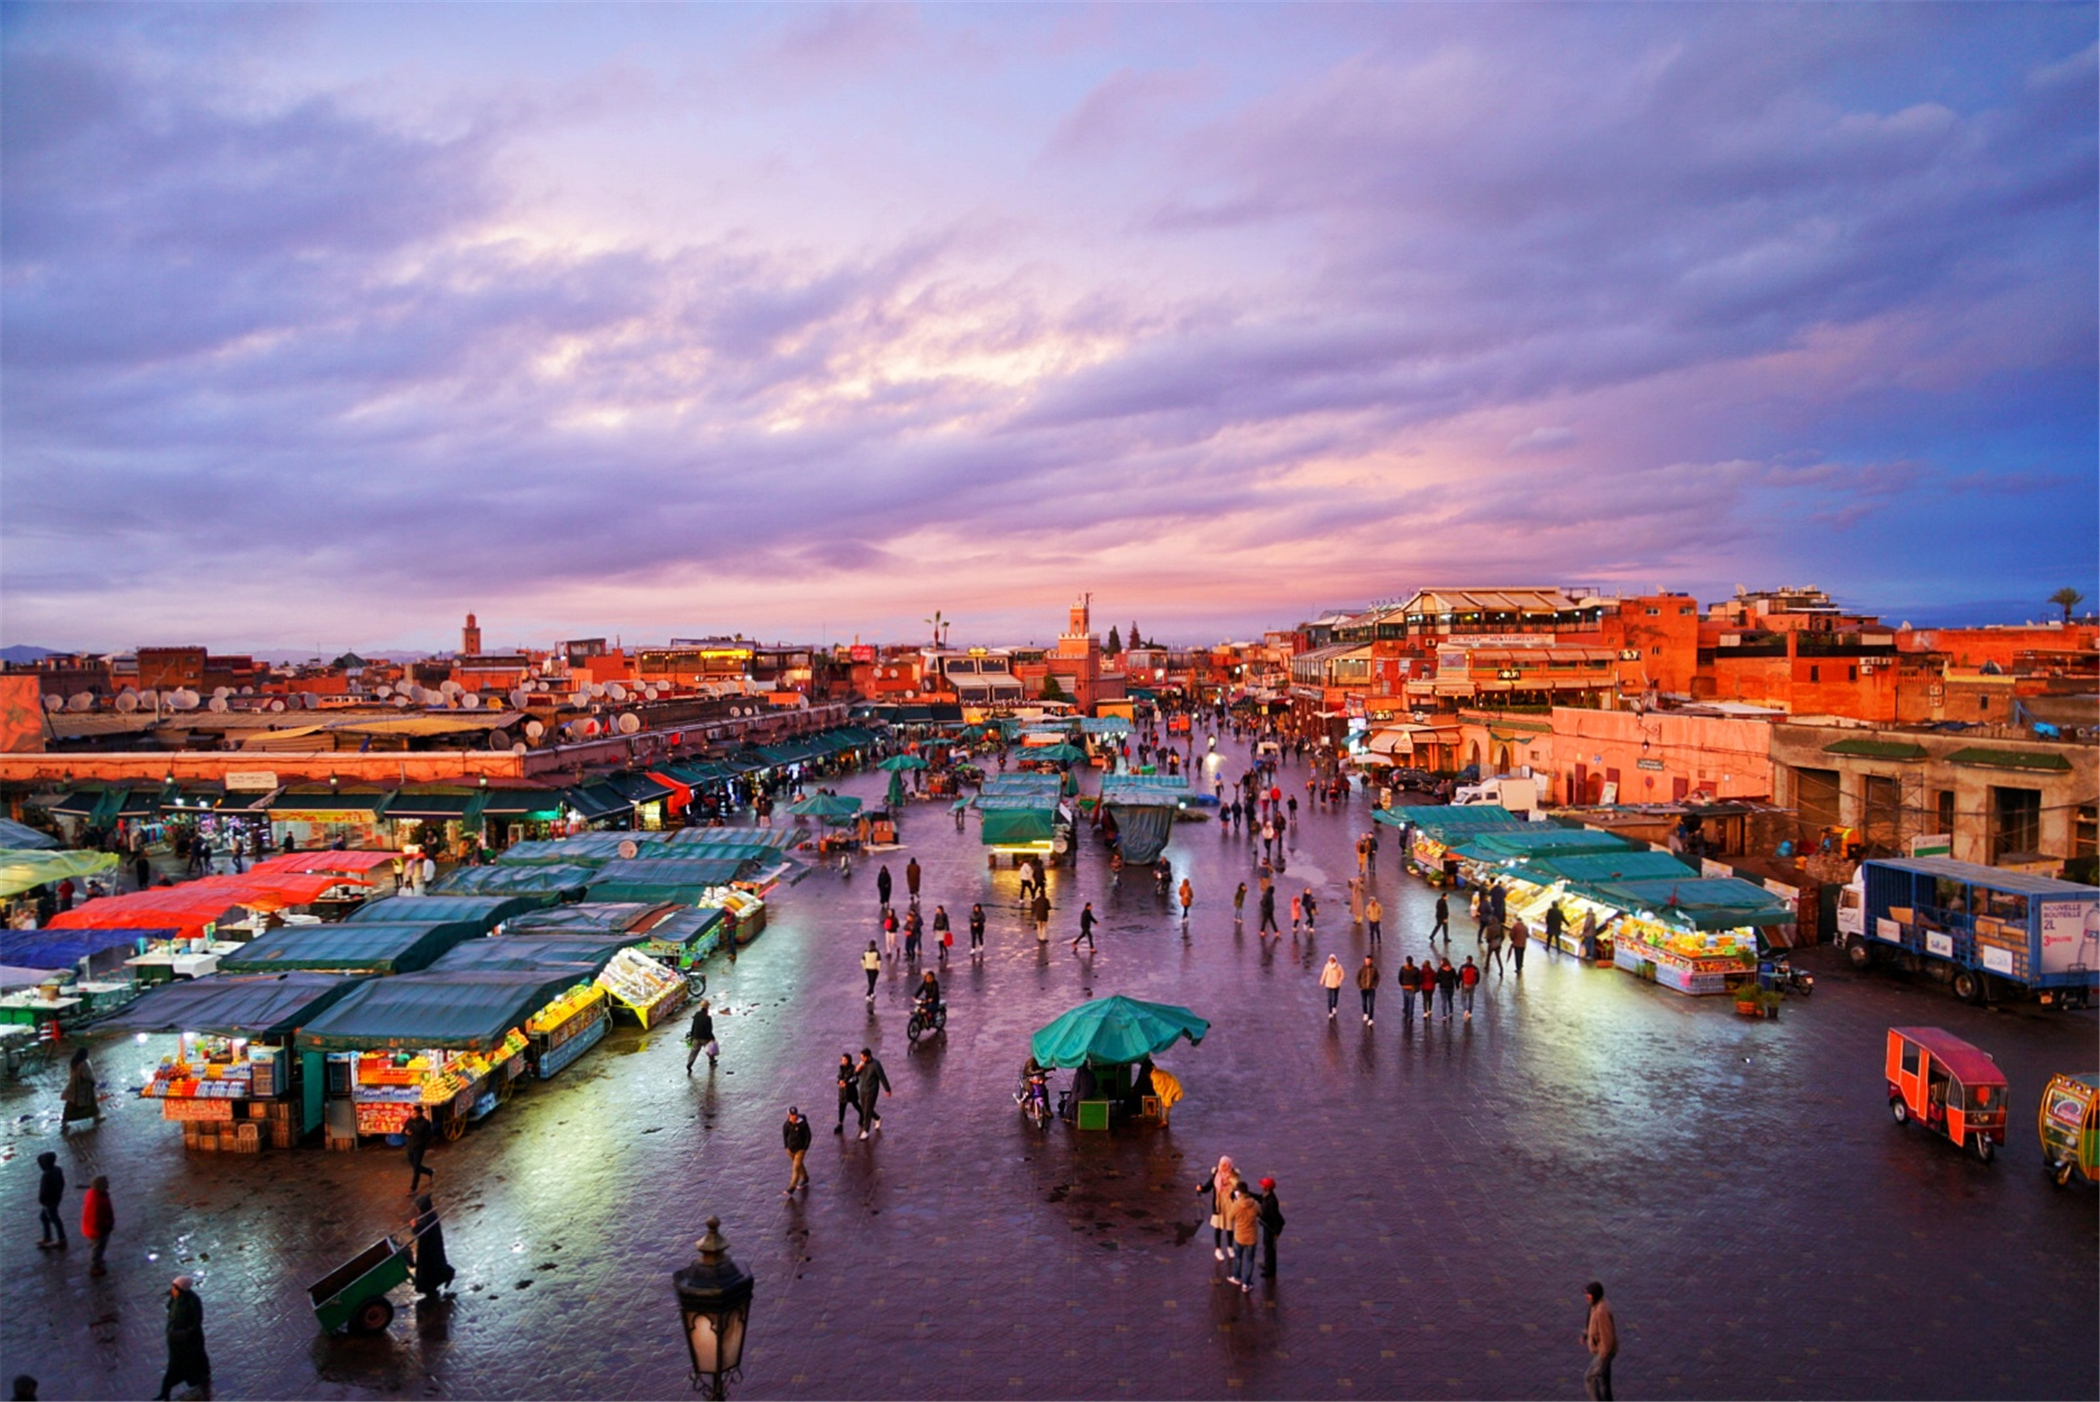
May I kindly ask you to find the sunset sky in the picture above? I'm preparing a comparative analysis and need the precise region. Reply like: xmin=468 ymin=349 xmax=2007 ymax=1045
xmin=3 ymin=3 xmax=2094 ymax=654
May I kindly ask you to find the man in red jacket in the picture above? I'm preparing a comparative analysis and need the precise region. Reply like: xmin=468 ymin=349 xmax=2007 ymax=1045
xmin=1460 ymin=955 xmax=1481 ymax=1020
xmin=81 ymin=1175 xmax=114 ymax=1275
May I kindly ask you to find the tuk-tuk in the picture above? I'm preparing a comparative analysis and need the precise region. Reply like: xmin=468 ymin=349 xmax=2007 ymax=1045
xmin=2038 ymin=1072 xmax=2099 ymax=1187
xmin=1885 ymin=1026 xmax=2008 ymax=1162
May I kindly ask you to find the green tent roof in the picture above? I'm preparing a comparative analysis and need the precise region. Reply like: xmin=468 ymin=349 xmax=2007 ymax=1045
xmin=980 ymin=808 xmax=1059 ymax=846
xmin=429 ymin=864 xmax=600 ymax=899
xmin=1570 ymin=876 xmax=1795 ymax=931
xmin=1823 ymin=737 xmax=1929 ymax=760
xmin=1515 ymin=850 xmax=1700 ymax=886
xmin=220 ymin=921 xmax=485 ymax=974
xmin=1030 ymin=995 xmax=1209 ymax=1069
xmin=1944 ymin=746 xmax=2074 ymax=773
xmin=94 ymin=972 xmax=364 ymax=1037
xmin=428 ymin=934 xmax=639 ymax=974
xmin=506 ymin=902 xmax=673 ymax=934
xmin=346 ymin=894 xmax=552 ymax=931
xmin=1450 ymin=828 xmax=1631 ymax=862
xmin=297 ymin=970 xmax=593 ymax=1051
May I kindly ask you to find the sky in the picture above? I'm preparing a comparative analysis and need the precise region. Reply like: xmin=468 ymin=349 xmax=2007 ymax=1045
xmin=2 ymin=3 xmax=2095 ymax=654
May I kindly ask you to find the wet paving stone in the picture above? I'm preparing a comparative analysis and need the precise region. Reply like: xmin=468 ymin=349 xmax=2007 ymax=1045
xmin=2 ymin=748 xmax=2094 ymax=1398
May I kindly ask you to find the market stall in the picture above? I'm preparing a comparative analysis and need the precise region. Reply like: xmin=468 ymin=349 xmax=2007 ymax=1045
xmin=0 ymin=928 xmax=158 ymax=1026
xmin=1375 ymin=804 xmax=1528 ymax=883
xmin=582 ymin=856 xmax=757 ymax=904
xmin=297 ymin=969 xmax=590 ymax=1142
xmin=1584 ymin=876 xmax=1796 ymax=995
xmin=1098 ymin=776 xmax=1194 ymax=866
xmin=346 ymin=893 xmax=553 ymax=932
xmin=97 ymin=972 xmax=363 ymax=1150
xmin=219 ymin=920 xmax=487 ymax=976
xmin=594 ymin=945 xmax=689 ymax=1027
xmin=428 ymin=863 xmax=599 ymax=901
xmin=505 ymin=902 xmax=677 ymax=934
xmin=428 ymin=938 xmax=632 ymax=1079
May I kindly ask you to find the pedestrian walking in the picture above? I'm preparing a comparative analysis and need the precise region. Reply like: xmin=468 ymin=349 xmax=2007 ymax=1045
xmin=1366 ymin=827 xmax=1378 ymax=872
xmin=1178 ymin=878 xmax=1194 ymax=926
xmin=403 ymin=1104 xmax=436 ymax=1194
xmin=1256 ymin=1177 xmax=1285 ymax=1279
xmin=1365 ymin=894 xmax=1383 ymax=943
xmin=1032 ymin=889 xmax=1052 ymax=943
xmin=1432 ymin=892 xmax=1450 ymax=942
xmin=1582 ymin=1281 xmax=1618 ymax=1400
xmin=685 ymin=1000 xmax=718 ymax=1074
xmin=932 ymin=905 xmax=952 ymax=963
xmin=35 ymin=1152 xmax=65 ymax=1250
xmin=1435 ymin=957 xmax=1458 ymax=1020
xmin=1356 ymin=954 xmax=1379 ymax=1024
xmin=1460 ymin=955 xmax=1481 ymax=1019
xmin=876 ymin=864 xmax=893 ymax=908
xmin=1071 ymin=902 xmax=1097 ymax=952
xmin=1348 ymin=877 xmax=1364 ymax=930
xmin=968 ymin=902 xmax=985 ymax=955
xmin=152 ymin=1276 xmax=209 ymax=1402
xmin=80 ymin=1176 xmax=113 ymax=1276
xmin=1471 ymin=887 xmax=1486 ymax=940
xmin=1233 ymin=882 xmax=1247 ymax=924
xmin=1227 ymin=1183 xmax=1260 ymax=1291
xmin=781 ymin=1107 xmax=812 ymax=1196
xmin=861 ymin=942 xmax=881 ymax=1000
xmin=1509 ymin=916 xmax=1530 ymax=975
xmin=835 ymin=1052 xmax=860 ymax=1132
xmin=60 ymin=1048 xmax=99 ymax=1131
xmin=854 ymin=1048 xmax=891 ymax=1138
xmin=1195 ymin=1155 xmax=1242 ymax=1263
xmin=1398 ymin=957 xmax=1421 ymax=1022
xmin=408 ymin=1194 xmax=454 ymax=1298
xmin=1290 ymin=894 xmax=1303 ymax=937
xmin=904 ymin=905 xmax=923 ymax=961
xmin=1319 ymin=955 xmax=1345 ymax=1018
xmin=1302 ymin=888 xmax=1318 ymax=929
xmin=1258 ymin=884 xmax=1279 ymax=936
xmin=904 ymin=857 xmax=921 ymax=903
xmin=1485 ymin=919 xmax=1506 ymax=973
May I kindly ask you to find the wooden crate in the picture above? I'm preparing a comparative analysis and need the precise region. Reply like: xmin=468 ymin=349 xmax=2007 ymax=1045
xmin=324 ymin=1130 xmax=358 ymax=1152
xmin=269 ymin=1121 xmax=298 ymax=1149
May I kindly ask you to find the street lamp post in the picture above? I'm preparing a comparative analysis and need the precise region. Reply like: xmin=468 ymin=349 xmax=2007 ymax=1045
xmin=672 ymin=1216 xmax=755 ymax=1399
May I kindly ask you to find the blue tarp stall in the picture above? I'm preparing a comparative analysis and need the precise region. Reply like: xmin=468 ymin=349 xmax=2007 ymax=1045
xmin=296 ymin=970 xmax=592 ymax=1052
xmin=1569 ymin=877 xmax=1797 ymax=932
xmin=504 ymin=902 xmax=676 ymax=934
xmin=1373 ymin=803 xmax=1525 ymax=837
xmin=1513 ymin=850 xmax=1702 ymax=887
xmin=0 ymin=817 xmax=59 ymax=849
xmin=1448 ymin=827 xmax=1632 ymax=862
xmin=219 ymin=921 xmax=486 ymax=975
xmin=429 ymin=864 xmax=600 ymax=900
xmin=1100 ymin=776 xmax=1192 ymax=866
xmin=0 ymin=927 xmax=174 ymax=972
xmin=583 ymin=857 xmax=754 ymax=904
xmin=346 ymin=894 xmax=553 ymax=932
xmin=428 ymin=935 xmax=638 ymax=974
xmin=95 ymin=972 xmax=364 ymax=1036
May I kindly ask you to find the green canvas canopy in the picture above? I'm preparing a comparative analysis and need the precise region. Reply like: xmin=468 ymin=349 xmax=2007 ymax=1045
xmin=297 ymin=970 xmax=593 ymax=1052
xmin=219 ymin=921 xmax=485 ymax=975
xmin=980 ymin=807 xmax=1059 ymax=846
xmin=1449 ymin=828 xmax=1631 ymax=862
xmin=875 ymin=755 xmax=928 ymax=771
xmin=1030 ymin=995 xmax=1210 ymax=1069
xmin=428 ymin=934 xmax=638 ymax=974
xmin=430 ymin=864 xmax=600 ymax=899
xmin=505 ymin=902 xmax=674 ymax=934
xmin=1572 ymin=876 xmax=1796 ymax=931
xmin=0 ymin=848 xmax=119 ymax=898
xmin=662 ymin=828 xmax=800 ymax=852
xmin=1514 ymin=850 xmax=1700 ymax=886
xmin=95 ymin=972 xmax=364 ymax=1037
xmin=346 ymin=893 xmax=553 ymax=932
xmin=584 ymin=857 xmax=753 ymax=903
xmin=789 ymin=793 xmax=863 ymax=821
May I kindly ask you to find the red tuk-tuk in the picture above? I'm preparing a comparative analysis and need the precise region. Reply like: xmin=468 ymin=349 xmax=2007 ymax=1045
xmin=1886 ymin=1026 xmax=2008 ymax=1162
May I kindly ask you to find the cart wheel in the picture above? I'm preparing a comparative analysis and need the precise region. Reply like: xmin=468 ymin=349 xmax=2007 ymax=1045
xmin=497 ymin=1076 xmax=515 ymax=1104
xmin=443 ymin=1115 xmax=466 ymax=1141
xmin=2051 ymin=1159 xmax=2074 ymax=1187
xmin=1973 ymin=1135 xmax=1995 ymax=1164
xmin=1889 ymin=1097 xmax=1908 ymax=1126
xmin=351 ymin=1296 xmax=394 ymax=1334
xmin=1951 ymin=970 xmax=1981 ymax=1004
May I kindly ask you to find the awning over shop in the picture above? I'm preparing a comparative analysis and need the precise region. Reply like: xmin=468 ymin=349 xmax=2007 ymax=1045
xmin=0 ymin=818 xmax=59 ymax=849
xmin=599 ymin=771 xmax=674 ymax=805
xmin=428 ymin=934 xmax=639 ymax=974
xmin=95 ymin=972 xmax=364 ymax=1037
xmin=584 ymin=857 xmax=754 ymax=903
xmin=477 ymin=788 xmax=567 ymax=819
xmin=1570 ymin=876 xmax=1795 ymax=931
xmin=1944 ymin=746 xmax=2074 ymax=773
xmin=219 ymin=921 xmax=485 ymax=974
xmin=346 ymin=893 xmax=552 ymax=931
xmin=297 ymin=970 xmax=594 ymax=1052
xmin=1515 ymin=850 xmax=1701 ymax=886
xmin=561 ymin=783 xmax=632 ymax=822
xmin=979 ymin=806 xmax=1060 ymax=847
xmin=265 ymin=790 xmax=396 ymax=820
xmin=381 ymin=791 xmax=484 ymax=822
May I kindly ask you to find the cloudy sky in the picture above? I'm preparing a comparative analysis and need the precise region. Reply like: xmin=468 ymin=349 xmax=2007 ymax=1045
xmin=3 ymin=3 xmax=2094 ymax=653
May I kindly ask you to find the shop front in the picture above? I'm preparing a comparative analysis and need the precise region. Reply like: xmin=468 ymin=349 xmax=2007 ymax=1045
xmin=266 ymin=790 xmax=395 ymax=852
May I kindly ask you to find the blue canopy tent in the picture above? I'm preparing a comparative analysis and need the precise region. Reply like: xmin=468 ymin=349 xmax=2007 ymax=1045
xmin=1100 ymin=776 xmax=1193 ymax=866
xmin=0 ymin=927 xmax=172 ymax=972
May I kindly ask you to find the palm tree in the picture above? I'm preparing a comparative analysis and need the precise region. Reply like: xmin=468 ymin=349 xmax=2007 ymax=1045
xmin=924 ymin=610 xmax=946 ymax=647
xmin=2048 ymin=587 xmax=2086 ymax=623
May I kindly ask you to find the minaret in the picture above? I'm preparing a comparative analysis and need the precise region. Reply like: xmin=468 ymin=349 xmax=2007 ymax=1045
xmin=462 ymin=613 xmax=482 ymax=656
xmin=1066 ymin=592 xmax=1092 ymax=639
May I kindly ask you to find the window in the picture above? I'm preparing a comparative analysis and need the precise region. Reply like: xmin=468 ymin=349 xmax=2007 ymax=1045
xmin=1936 ymin=789 xmax=1955 ymax=835
xmin=1978 ymin=696 xmax=1990 ymax=715
xmin=1900 ymin=1039 xmax=1921 ymax=1078
xmin=1651 ymin=645 xmax=1662 ymax=657
xmin=1809 ymin=665 xmax=1821 ymax=683
xmin=2075 ymin=805 xmax=2097 ymax=859
xmin=1862 ymin=775 xmax=1902 ymax=854
xmin=1795 ymin=766 xmax=1841 ymax=834
xmin=1989 ymin=787 xmax=2041 ymax=861
xmin=1848 ymin=665 xmax=1858 ymax=682
xmin=1645 ymin=607 xmax=1660 ymax=616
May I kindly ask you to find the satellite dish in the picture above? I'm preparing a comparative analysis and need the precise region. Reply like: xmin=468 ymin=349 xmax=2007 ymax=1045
xmin=169 ymin=691 xmax=199 ymax=712
xmin=138 ymin=689 xmax=159 ymax=708
xmin=617 ymin=839 xmax=640 ymax=860
xmin=239 ymin=686 xmax=254 ymax=695
xmin=300 ymin=692 xmax=318 ymax=709
xmin=212 ymin=686 xmax=231 ymax=700
xmin=588 ymin=683 xmax=607 ymax=699
xmin=392 ymin=696 xmax=411 ymax=709
xmin=617 ymin=712 xmax=641 ymax=734
xmin=42 ymin=695 xmax=62 ymax=712
xmin=375 ymin=684 xmax=393 ymax=699
xmin=440 ymin=680 xmax=462 ymax=697
xmin=583 ymin=719 xmax=602 ymax=736
xmin=524 ymin=719 xmax=545 ymax=740
xmin=512 ymin=743 xmax=528 ymax=756
xmin=461 ymin=692 xmax=482 ymax=710
xmin=569 ymin=691 xmax=590 ymax=708
xmin=488 ymin=729 xmax=511 ymax=750
xmin=606 ymin=683 xmax=627 ymax=702
xmin=66 ymin=692 xmax=93 ymax=712
xmin=207 ymin=696 xmax=229 ymax=713
xmin=268 ymin=698 xmax=286 ymax=712
xmin=509 ymin=688 xmax=529 ymax=709
xmin=115 ymin=691 xmax=140 ymax=713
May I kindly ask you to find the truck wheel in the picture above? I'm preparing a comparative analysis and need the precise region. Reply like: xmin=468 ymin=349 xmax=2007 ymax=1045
xmin=1973 ymin=1135 xmax=1995 ymax=1164
xmin=1889 ymin=1097 xmax=1908 ymax=1126
xmin=352 ymin=1296 xmax=394 ymax=1334
xmin=1952 ymin=970 xmax=1981 ymax=1004
xmin=1846 ymin=941 xmax=1872 ymax=971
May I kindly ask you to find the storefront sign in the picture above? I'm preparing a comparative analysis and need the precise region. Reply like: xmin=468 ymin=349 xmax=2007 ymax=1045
xmin=1636 ymin=758 xmax=1664 ymax=771
xmin=162 ymin=1098 xmax=236 ymax=1122
xmin=225 ymin=770 xmax=279 ymax=792
xmin=1925 ymin=931 xmax=1954 ymax=959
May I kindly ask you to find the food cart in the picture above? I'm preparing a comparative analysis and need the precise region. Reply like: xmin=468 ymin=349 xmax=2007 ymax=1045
xmin=297 ymin=969 xmax=590 ymax=1143
xmin=98 ymin=972 xmax=362 ymax=1150
xmin=427 ymin=934 xmax=636 ymax=1080
xmin=595 ymin=945 xmax=690 ymax=1027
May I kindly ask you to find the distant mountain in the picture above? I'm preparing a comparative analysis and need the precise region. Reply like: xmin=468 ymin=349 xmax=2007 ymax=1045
xmin=0 ymin=645 xmax=54 ymax=663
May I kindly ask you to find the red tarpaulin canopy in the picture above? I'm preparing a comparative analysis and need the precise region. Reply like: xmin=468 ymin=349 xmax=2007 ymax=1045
xmin=249 ymin=850 xmax=401 ymax=875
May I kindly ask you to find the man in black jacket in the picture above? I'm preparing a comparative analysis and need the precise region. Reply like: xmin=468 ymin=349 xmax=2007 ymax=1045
xmin=403 ymin=1105 xmax=435 ymax=1195
xmin=1256 ymin=1177 xmax=1285 ymax=1279
xmin=781 ymin=1107 xmax=812 ymax=1196
xmin=854 ymin=1048 xmax=891 ymax=1139
xmin=35 ymin=1153 xmax=64 ymax=1249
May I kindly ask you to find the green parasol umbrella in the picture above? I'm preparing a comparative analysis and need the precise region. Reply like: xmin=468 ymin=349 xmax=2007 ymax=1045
xmin=1030 ymin=995 xmax=1210 ymax=1068
xmin=1027 ymin=743 xmax=1088 ymax=765
xmin=876 ymin=754 xmax=929 ymax=771
xmin=0 ymin=848 xmax=119 ymax=899
xmin=789 ymin=793 xmax=864 ymax=823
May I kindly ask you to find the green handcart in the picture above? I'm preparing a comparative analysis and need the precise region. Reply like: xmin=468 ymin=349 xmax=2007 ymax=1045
xmin=309 ymin=1236 xmax=412 ymax=1334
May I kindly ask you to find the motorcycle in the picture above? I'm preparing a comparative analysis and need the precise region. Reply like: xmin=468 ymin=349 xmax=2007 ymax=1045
xmin=1013 ymin=1065 xmax=1055 ymax=1128
xmin=906 ymin=998 xmax=948 ymax=1044
xmin=1758 ymin=951 xmax=1814 ymax=996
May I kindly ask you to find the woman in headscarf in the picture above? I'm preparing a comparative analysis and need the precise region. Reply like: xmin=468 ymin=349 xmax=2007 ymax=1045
xmin=153 ymin=1276 xmax=209 ymax=1401
xmin=408 ymin=1195 xmax=454 ymax=1299
xmin=1194 ymin=1155 xmax=1242 ymax=1264
xmin=61 ymin=1047 xmax=99 ymax=1131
